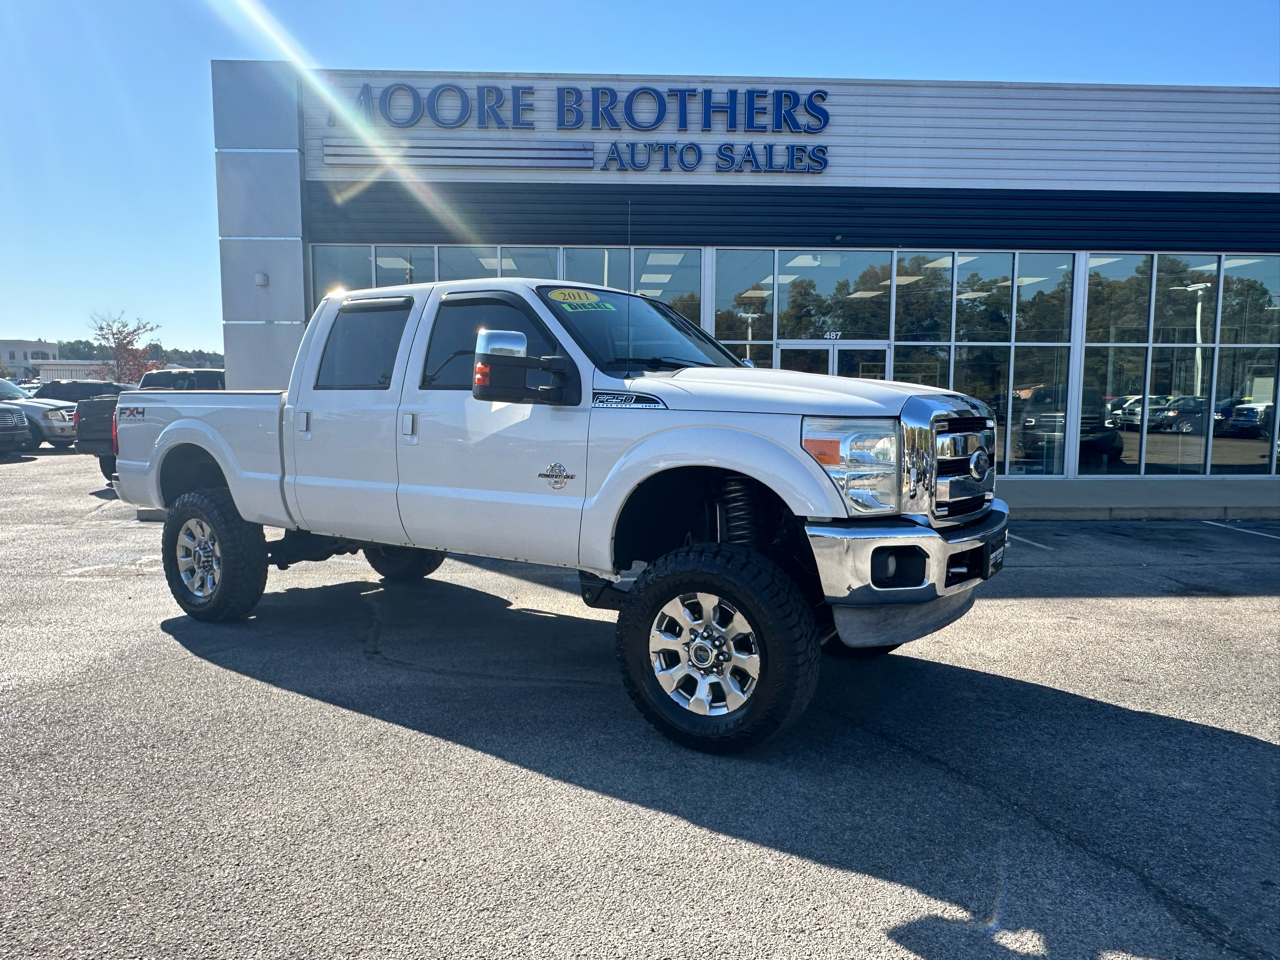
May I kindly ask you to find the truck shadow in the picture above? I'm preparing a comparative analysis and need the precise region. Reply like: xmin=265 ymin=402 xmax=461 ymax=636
xmin=163 ymin=578 xmax=1279 ymax=960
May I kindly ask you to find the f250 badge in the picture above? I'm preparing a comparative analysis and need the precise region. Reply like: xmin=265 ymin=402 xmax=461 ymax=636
xmin=118 ymin=407 xmax=145 ymax=419
xmin=538 ymin=463 xmax=576 ymax=489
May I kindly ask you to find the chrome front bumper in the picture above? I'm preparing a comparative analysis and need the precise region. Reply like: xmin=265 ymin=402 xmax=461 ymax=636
xmin=806 ymin=500 xmax=1009 ymax=648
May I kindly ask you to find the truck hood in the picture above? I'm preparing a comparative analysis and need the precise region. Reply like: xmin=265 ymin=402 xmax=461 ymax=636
xmin=10 ymin=398 xmax=74 ymax=415
xmin=612 ymin=367 xmax=949 ymax=417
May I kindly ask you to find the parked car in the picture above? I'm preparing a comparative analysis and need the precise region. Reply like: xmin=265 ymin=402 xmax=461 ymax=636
xmin=75 ymin=369 xmax=227 ymax=481
xmin=0 ymin=379 xmax=77 ymax=450
xmin=138 ymin=368 xmax=225 ymax=391
xmin=0 ymin=402 xmax=31 ymax=459
xmin=1113 ymin=395 xmax=1171 ymax=430
xmin=1017 ymin=385 xmax=1124 ymax=465
xmin=33 ymin=380 xmax=131 ymax=403
xmin=1153 ymin=396 xmax=1210 ymax=435
xmin=1225 ymin=401 xmax=1275 ymax=438
xmin=113 ymin=278 xmax=1008 ymax=753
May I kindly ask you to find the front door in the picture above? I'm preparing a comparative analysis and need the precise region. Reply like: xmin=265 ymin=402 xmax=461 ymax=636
xmin=395 ymin=290 xmax=591 ymax=567
xmin=777 ymin=342 xmax=891 ymax=379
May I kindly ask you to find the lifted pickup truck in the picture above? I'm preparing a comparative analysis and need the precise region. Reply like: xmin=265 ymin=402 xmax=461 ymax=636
xmin=115 ymin=279 xmax=1007 ymax=752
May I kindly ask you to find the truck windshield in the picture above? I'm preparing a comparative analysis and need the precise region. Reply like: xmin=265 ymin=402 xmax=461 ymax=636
xmin=0 ymin=381 xmax=31 ymax=400
xmin=536 ymin=287 xmax=739 ymax=376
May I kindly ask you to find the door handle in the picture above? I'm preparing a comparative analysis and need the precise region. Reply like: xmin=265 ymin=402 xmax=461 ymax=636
xmin=298 ymin=410 xmax=312 ymax=440
xmin=401 ymin=412 xmax=418 ymax=444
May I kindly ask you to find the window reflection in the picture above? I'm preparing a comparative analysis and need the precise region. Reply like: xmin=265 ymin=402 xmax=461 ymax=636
xmin=726 ymin=343 xmax=774 ymax=368
xmin=502 ymin=247 xmax=559 ymax=279
xmin=634 ymin=248 xmax=701 ymax=322
xmin=375 ymin=245 xmax=434 ymax=286
xmin=1154 ymin=255 xmax=1218 ymax=345
xmin=1086 ymin=255 xmax=1151 ymax=343
xmin=1079 ymin=347 xmax=1144 ymax=475
xmin=438 ymin=246 xmax=499 ymax=281
xmin=715 ymin=250 xmax=774 ymax=342
xmin=954 ymin=253 xmax=1012 ymax=342
xmin=1220 ymin=256 xmax=1280 ymax=345
xmin=1010 ymin=346 xmax=1070 ymax=475
xmin=778 ymin=348 xmax=828 ymax=374
xmin=1016 ymin=254 xmax=1073 ymax=343
xmin=312 ymin=245 xmax=372 ymax=304
xmin=1144 ymin=346 xmax=1210 ymax=474
xmin=836 ymin=348 xmax=887 ymax=380
xmin=893 ymin=345 xmax=949 ymax=388
xmin=895 ymin=252 xmax=952 ymax=342
xmin=563 ymin=248 xmax=630 ymax=290
xmin=1211 ymin=347 xmax=1278 ymax=474
xmin=953 ymin=346 xmax=1009 ymax=474
xmin=776 ymin=251 xmax=891 ymax=340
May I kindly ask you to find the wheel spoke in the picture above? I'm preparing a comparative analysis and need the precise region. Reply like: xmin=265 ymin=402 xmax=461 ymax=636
xmin=718 ymin=608 xmax=753 ymax=643
xmin=731 ymin=649 xmax=761 ymax=681
xmin=658 ymin=597 xmax=690 ymax=631
xmin=720 ymin=674 xmax=749 ymax=712
xmin=653 ymin=662 xmax=689 ymax=695
xmin=649 ymin=627 xmax=684 ymax=657
xmin=690 ymin=593 xmax=719 ymax=629
xmin=685 ymin=675 xmax=713 ymax=715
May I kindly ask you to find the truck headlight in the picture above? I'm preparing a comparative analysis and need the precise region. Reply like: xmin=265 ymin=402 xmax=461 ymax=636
xmin=42 ymin=410 xmax=66 ymax=421
xmin=801 ymin=417 xmax=899 ymax=516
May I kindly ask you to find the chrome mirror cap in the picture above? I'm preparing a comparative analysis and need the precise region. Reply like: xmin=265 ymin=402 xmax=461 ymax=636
xmin=476 ymin=329 xmax=527 ymax=357
xmin=741 ymin=358 xmax=756 ymax=368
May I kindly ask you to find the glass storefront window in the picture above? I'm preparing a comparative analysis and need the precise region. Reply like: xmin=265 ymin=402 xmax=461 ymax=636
xmin=836 ymin=348 xmax=887 ymax=380
xmin=725 ymin=343 xmax=774 ymax=368
xmin=894 ymin=252 xmax=953 ymax=342
xmin=1219 ymin=256 xmax=1280 ymax=345
xmin=777 ymin=347 xmax=827 ymax=374
xmin=953 ymin=346 xmax=1009 ymax=474
xmin=1016 ymin=254 xmax=1073 ymax=343
xmin=1086 ymin=254 xmax=1151 ymax=343
xmin=375 ymin=245 xmax=434 ymax=287
xmin=503 ymin=247 xmax=559 ymax=279
xmin=1145 ymin=345 xmax=1211 ymax=474
xmin=439 ymin=245 xmax=499 ymax=281
xmin=1153 ymin=254 xmax=1218 ymax=345
xmin=1211 ymin=347 xmax=1278 ymax=475
xmin=1010 ymin=346 xmax=1070 ymax=475
xmin=634 ymin=248 xmax=701 ymax=322
xmin=1079 ymin=347 xmax=1144 ymax=475
xmin=312 ymin=245 xmax=372 ymax=303
xmin=955 ymin=253 xmax=1012 ymax=342
xmin=715 ymin=250 xmax=774 ymax=342
xmin=564 ymin=248 xmax=629 ymax=290
xmin=893 ymin=345 xmax=950 ymax=388
xmin=776 ymin=250 xmax=891 ymax=340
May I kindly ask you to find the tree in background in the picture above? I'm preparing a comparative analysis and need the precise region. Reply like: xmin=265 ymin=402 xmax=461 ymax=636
xmin=57 ymin=339 xmax=113 ymax=361
xmin=88 ymin=311 xmax=164 ymax=384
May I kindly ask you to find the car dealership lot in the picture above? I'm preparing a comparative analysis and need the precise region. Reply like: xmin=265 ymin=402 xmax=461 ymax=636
xmin=1 ymin=451 xmax=1277 ymax=960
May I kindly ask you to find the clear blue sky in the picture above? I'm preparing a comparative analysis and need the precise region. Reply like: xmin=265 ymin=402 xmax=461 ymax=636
xmin=1 ymin=0 xmax=1276 ymax=351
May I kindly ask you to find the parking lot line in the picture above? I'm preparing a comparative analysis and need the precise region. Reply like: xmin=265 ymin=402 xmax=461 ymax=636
xmin=1008 ymin=533 xmax=1055 ymax=551
xmin=1201 ymin=520 xmax=1280 ymax=541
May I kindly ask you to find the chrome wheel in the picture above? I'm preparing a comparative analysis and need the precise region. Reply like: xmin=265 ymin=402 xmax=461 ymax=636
xmin=175 ymin=518 xmax=221 ymax=598
xmin=649 ymin=592 xmax=761 ymax=716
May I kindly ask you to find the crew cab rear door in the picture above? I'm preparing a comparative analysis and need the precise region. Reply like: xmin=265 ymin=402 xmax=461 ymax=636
xmin=395 ymin=289 xmax=590 ymax=566
xmin=287 ymin=295 xmax=418 ymax=544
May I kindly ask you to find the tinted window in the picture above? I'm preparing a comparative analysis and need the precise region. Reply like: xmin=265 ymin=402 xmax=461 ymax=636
xmin=422 ymin=299 xmax=556 ymax=389
xmin=314 ymin=299 xmax=413 ymax=390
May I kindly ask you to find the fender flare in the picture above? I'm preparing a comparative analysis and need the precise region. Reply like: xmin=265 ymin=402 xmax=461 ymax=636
xmin=577 ymin=424 xmax=845 ymax=575
xmin=150 ymin=421 xmax=246 ymax=510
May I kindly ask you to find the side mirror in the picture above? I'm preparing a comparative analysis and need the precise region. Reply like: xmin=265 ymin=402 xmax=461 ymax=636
xmin=741 ymin=358 xmax=755 ymax=368
xmin=472 ymin=329 xmax=579 ymax=405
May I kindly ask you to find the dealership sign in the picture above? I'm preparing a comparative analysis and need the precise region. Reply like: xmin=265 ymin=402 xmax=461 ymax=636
xmin=334 ymin=82 xmax=831 ymax=174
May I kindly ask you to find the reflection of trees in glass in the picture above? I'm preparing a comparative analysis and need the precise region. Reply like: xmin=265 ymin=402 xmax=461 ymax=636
xmin=715 ymin=284 xmax=771 ymax=340
xmin=776 ymin=263 xmax=891 ymax=339
xmin=1154 ymin=255 xmax=1216 ymax=345
xmin=894 ymin=253 xmax=952 ymax=342
xmin=667 ymin=292 xmax=701 ymax=324
xmin=1086 ymin=256 xmax=1151 ymax=343
xmin=1017 ymin=274 xmax=1073 ymax=342
xmin=894 ymin=345 xmax=949 ymax=387
xmin=1220 ymin=264 xmax=1280 ymax=344
xmin=955 ymin=263 xmax=1012 ymax=341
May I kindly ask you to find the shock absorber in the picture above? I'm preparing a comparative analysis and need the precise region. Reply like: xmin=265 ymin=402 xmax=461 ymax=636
xmin=718 ymin=476 xmax=764 ymax=550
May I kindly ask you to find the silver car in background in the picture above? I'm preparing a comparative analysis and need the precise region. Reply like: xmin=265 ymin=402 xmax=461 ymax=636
xmin=0 ymin=380 xmax=76 ymax=450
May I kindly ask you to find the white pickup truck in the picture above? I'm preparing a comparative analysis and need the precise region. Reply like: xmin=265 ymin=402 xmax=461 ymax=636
xmin=115 ymin=279 xmax=1008 ymax=752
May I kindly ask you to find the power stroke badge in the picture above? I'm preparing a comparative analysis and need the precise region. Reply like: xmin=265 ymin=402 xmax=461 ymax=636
xmin=538 ymin=463 xmax=576 ymax=489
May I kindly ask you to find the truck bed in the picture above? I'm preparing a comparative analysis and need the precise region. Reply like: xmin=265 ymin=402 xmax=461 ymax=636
xmin=114 ymin=390 xmax=293 ymax=527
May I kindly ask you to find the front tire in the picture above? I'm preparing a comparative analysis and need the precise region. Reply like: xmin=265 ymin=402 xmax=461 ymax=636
xmin=162 ymin=488 xmax=268 ymax=622
xmin=98 ymin=456 xmax=116 ymax=480
xmin=21 ymin=425 xmax=43 ymax=451
xmin=364 ymin=545 xmax=446 ymax=582
xmin=616 ymin=543 xmax=820 ymax=754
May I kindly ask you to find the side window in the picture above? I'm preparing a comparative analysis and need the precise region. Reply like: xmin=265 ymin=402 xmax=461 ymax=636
xmin=314 ymin=298 xmax=414 ymax=391
xmin=421 ymin=299 xmax=556 ymax=389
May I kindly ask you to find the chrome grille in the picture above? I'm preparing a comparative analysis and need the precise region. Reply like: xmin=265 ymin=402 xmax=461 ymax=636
xmin=0 ymin=410 xmax=27 ymax=429
xmin=900 ymin=394 xmax=997 ymax=529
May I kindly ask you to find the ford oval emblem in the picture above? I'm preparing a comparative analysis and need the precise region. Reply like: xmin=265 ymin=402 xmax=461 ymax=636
xmin=969 ymin=449 xmax=991 ymax=481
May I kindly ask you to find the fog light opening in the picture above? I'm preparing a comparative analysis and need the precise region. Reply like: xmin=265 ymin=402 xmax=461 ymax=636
xmin=871 ymin=546 xmax=928 ymax=589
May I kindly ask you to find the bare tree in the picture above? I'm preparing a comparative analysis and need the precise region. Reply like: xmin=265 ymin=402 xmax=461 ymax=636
xmin=89 ymin=311 xmax=164 ymax=384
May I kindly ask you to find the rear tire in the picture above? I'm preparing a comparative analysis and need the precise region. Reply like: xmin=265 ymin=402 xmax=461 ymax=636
xmin=21 ymin=425 xmax=43 ymax=451
xmin=364 ymin=545 xmax=446 ymax=582
xmin=162 ymin=488 xmax=268 ymax=622
xmin=616 ymin=543 xmax=820 ymax=754
xmin=98 ymin=456 xmax=116 ymax=480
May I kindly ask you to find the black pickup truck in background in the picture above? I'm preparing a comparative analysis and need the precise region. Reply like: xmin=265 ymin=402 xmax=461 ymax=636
xmin=74 ymin=369 xmax=225 ymax=480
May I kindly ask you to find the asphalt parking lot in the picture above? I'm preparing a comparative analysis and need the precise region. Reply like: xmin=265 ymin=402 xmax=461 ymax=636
xmin=1 ymin=450 xmax=1277 ymax=960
